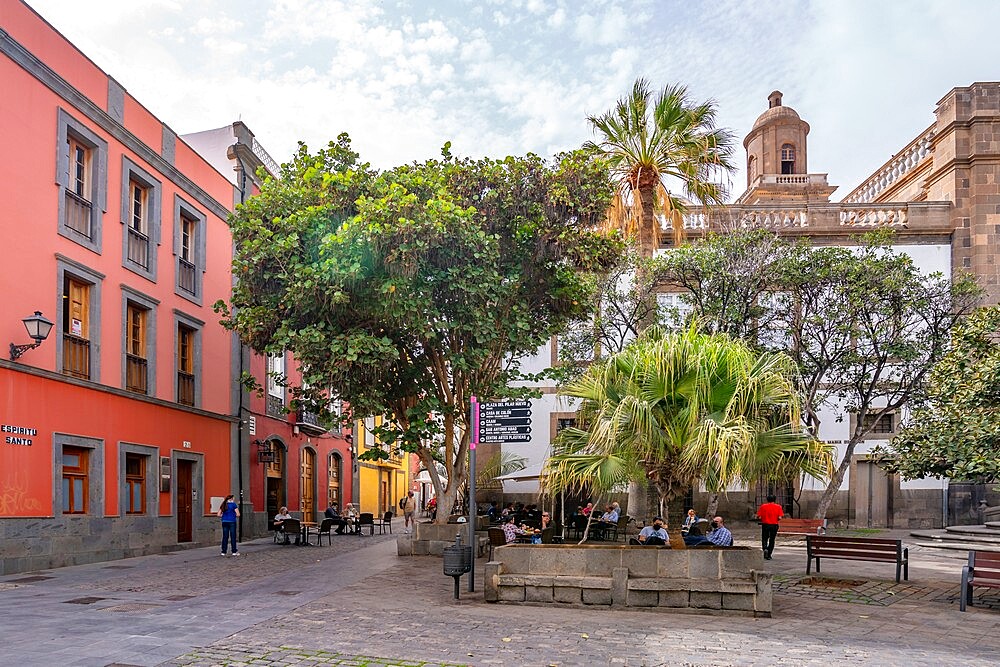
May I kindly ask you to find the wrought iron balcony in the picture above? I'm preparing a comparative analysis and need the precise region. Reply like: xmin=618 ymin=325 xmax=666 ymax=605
xmin=125 ymin=353 xmax=148 ymax=394
xmin=61 ymin=334 xmax=90 ymax=379
xmin=64 ymin=190 xmax=92 ymax=239
xmin=177 ymin=371 xmax=195 ymax=406
xmin=127 ymin=227 xmax=150 ymax=269
xmin=178 ymin=258 xmax=196 ymax=294
xmin=295 ymin=409 xmax=328 ymax=435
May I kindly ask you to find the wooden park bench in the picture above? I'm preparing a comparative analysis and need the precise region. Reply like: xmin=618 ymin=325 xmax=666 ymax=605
xmin=960 ymin=550 xmax=1000 ymax=611
xmin=806 ymin=535 xmax=908 ymax=583
xmin=779 ymin=518 xmax=826 ymax=536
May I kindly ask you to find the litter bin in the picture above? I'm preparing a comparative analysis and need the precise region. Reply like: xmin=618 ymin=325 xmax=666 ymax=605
xmin=443 ymin=533 xmax=472 ymax=599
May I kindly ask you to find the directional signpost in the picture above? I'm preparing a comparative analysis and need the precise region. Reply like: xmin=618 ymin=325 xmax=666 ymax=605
xmin=478 ymin=400 xmax=532 ymax=443
xmin=467 ymin=398 xmax=534 ymax=593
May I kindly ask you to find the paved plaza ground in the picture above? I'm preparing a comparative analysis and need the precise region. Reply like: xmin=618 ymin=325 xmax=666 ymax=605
xmin=1 ymin=522 xmax=1000 ymax=666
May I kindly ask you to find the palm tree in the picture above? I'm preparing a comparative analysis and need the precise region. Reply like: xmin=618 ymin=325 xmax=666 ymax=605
xmin=586 ymin=78 xmax=735 ymax=258
xmin=542 ymin=327 xmax=832 ymax=546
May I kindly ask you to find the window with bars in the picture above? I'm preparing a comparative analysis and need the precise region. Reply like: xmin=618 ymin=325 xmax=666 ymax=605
xmin=62 ymin=446 xmax=89 ymax=514
xmin=267 ymin=353 xmax=286 ymax=417
xmin=177 ymin=324 xmax=195 ymax=406
xmin=862 ymin=411 xmax=896 ymax=435
xmin=126 ymin=303 xmax=148 ymax=394
xmin=57 ymin=110 xmax=107 ymax=253
xmin=62 ymin=276 xmax=91 ymax=380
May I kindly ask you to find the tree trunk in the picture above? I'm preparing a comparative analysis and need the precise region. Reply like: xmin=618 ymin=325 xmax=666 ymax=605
xmin=626 ymin=479 xmax=659 ymax=526
xmin=663 ymin=493 xmax=687 ymax=550
xmin=577 ymin=495 xmax=603 ymax=545
xmin=636 ymin=184 xmax=658 ymax=332
xmin=813 ymin=439 xmax=858 ymax=520
xmin=705 ymin=493 xmax=720 ymax=518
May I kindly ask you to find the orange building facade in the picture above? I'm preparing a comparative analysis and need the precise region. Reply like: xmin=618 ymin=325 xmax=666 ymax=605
xmin=0 ymin=1 xmax=243 ymax=572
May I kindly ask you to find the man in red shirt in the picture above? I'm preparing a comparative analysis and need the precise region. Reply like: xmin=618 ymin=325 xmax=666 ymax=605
xmin=755 ymin=495 xmax=784 ymax=560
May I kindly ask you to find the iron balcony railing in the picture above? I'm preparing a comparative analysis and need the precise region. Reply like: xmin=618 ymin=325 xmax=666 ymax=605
xmin=178 ymin=258 xmax=196 ymax=294
xmin=125 ymin=354 xmax=148 ymax=394
xmin=295 ymin=409 xmax=328 ymax=435
xmin=62 ymin=334 xmax=90 ymax=379
xmin=127 ymin=227 xmax=150 ymax=269
xmin=177 ymin=371 xmax=195 ymax=406
xmin=266 ymin=394 xmax=285 ymax=418
xmin=64 ymin=190 xmax=92 ymax=239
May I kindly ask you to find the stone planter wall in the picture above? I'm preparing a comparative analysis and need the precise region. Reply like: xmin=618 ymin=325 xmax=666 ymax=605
xmin=484 ymin=544 xmax=771 ymax=617
xmin=397 ymin=522 xmax=488 ymax=557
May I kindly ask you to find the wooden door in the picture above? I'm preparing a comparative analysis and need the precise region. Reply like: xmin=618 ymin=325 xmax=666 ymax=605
xmin=380 ymin=474 xmax=389 ymax=516
xmin=855 ymin=459 xmax=892 ymax=528
xmin=176 ymin=460 xmax=193 ymax=542
xmin=300 ymin=449 xmax=315 ymax=523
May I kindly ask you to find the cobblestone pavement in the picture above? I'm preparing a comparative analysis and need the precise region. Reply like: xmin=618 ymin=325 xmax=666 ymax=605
xmin=3 ymin=525 xmax=1000 ymax=666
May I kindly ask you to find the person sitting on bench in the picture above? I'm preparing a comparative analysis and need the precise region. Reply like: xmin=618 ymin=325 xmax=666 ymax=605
xmin=684 ymin=516 xmax=733 ymax=547
xmin=630 ymin=517 xmax=668 ymax=546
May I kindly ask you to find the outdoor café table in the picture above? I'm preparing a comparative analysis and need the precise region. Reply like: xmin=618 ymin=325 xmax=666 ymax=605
xmin=300 ymin=521 xmax=316 ymax=545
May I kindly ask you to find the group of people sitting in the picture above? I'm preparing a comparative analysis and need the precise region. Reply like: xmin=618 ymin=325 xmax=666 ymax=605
xmin=323 ymin=502 xmax=361 ymax=535
xmin=628 ymin=509 xmax=734 ymax=548
xmin=487 ymin=501 xmax=551 ymax=529
xmin=272 ymin=503 xmax=364 ymax=544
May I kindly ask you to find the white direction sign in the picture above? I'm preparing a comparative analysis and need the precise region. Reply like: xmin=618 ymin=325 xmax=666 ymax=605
xmin=478 ymin=400 xmax=532 ymax=443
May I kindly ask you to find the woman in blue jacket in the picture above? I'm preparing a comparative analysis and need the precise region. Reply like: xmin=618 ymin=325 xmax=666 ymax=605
xmin=218 ymin=494 xmax=240 ymax=556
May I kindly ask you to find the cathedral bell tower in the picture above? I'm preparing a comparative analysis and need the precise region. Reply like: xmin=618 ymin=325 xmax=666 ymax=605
xmin=738 ymin=91 xmax=836 ymax=204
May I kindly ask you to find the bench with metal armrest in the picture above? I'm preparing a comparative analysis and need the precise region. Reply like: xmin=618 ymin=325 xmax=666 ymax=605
xmin=806 ymin=535 xmax=908 ymax=583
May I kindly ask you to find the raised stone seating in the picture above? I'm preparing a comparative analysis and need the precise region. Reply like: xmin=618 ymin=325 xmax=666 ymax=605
xmin=484 ymin=543 xmax=771 ymax=616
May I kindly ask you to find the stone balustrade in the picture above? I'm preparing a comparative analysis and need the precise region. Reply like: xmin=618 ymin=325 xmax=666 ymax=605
xmin=843 ymin=126 xmax=936 ymax=204
xmin=676 ymin=201 xmax=950 ymax=237
xmin=484 ymin=543 xmax=772 ymax=616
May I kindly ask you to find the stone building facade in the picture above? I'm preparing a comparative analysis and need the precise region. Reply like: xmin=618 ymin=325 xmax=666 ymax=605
xmin=505 ymin=82 xmax=1000 ymax=530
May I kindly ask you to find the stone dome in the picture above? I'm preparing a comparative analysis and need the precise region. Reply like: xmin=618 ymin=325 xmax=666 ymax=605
xmin=752 ymin=104 xmax=802 ymax=131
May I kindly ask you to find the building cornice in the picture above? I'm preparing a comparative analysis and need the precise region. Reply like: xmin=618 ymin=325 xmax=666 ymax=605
xmin=0 ymin=27 xmax=230 ymax=221
xmin=0 ymin=359 xmax=238 ymax=422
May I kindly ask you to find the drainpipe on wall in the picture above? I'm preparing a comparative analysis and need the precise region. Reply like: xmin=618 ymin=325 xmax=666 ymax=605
xmin=942 ymin=478 xmax=949 ymax=529
xmin=230 ymin=144 xmax=249 ymax=540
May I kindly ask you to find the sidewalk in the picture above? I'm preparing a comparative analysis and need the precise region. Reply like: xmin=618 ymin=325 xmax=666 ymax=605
xmin=1 ymin=523 xmax=998 ymax=666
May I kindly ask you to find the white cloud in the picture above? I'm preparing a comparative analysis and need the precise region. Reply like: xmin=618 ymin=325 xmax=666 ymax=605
xmin=19 ymin=0 xmax=1000 ymax=196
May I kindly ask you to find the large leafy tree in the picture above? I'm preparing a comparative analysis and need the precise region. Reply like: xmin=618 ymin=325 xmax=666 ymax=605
xmin=221 ymin=137 xmax=622 ymax=523
xmin=544 ymin=328 xmax=832 ymax=545
xmin=653 ymin=230 xmax=982 ymax=519
xmin=873 ymin=306 xmax=1000 ymax=482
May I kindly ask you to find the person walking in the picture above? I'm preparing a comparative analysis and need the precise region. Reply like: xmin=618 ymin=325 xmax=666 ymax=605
xmin=218 ymin=494 xmax=240 ymax=556
xmin=755 ymin=494 xmax=784 ymax=560
xmin=402 ymin=490 xmax=417 ymax=534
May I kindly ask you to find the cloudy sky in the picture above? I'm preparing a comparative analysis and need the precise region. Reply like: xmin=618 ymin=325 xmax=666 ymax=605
xmin=24 ymin=0 xmax=1000 ymax=202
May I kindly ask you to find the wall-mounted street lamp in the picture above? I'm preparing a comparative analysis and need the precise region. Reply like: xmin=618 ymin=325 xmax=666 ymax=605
xmin=9 ymin=311 xmax=54 ymax=361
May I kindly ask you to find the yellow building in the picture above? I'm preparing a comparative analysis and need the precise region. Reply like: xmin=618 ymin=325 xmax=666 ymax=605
xmin=356 ymin=416 xmax=409 ymax=516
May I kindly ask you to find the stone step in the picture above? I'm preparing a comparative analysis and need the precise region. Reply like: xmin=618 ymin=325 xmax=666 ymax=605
xmin=910 ymin=528 xmax=1000 ymax=545
xmin=912 ymin=541 xmax=1000 ymax=553
xmin=944 ymin=524 xmax=1000 ymax=536
xmin=986 ymin=521 xmax=1000 ymax=529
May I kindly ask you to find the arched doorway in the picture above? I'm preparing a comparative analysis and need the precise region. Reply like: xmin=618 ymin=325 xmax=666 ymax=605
xmin=300 ymin=448 xmax=316 ymax=523
xmin=265 ymin=439 xmax=286 ymax=522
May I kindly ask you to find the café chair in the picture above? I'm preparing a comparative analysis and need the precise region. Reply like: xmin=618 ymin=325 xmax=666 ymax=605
xmin=279 ymin=518 xmax=301 ymax=545
xmin=358 ymin=512 xmax=376 ymax=536
xmin=375 ymin=511 xmax=394 ymax=534
xmin=312 ymin=518 xmax=335 ymax=546
xmin=487 ymin=527 xmax=507 ymax=560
